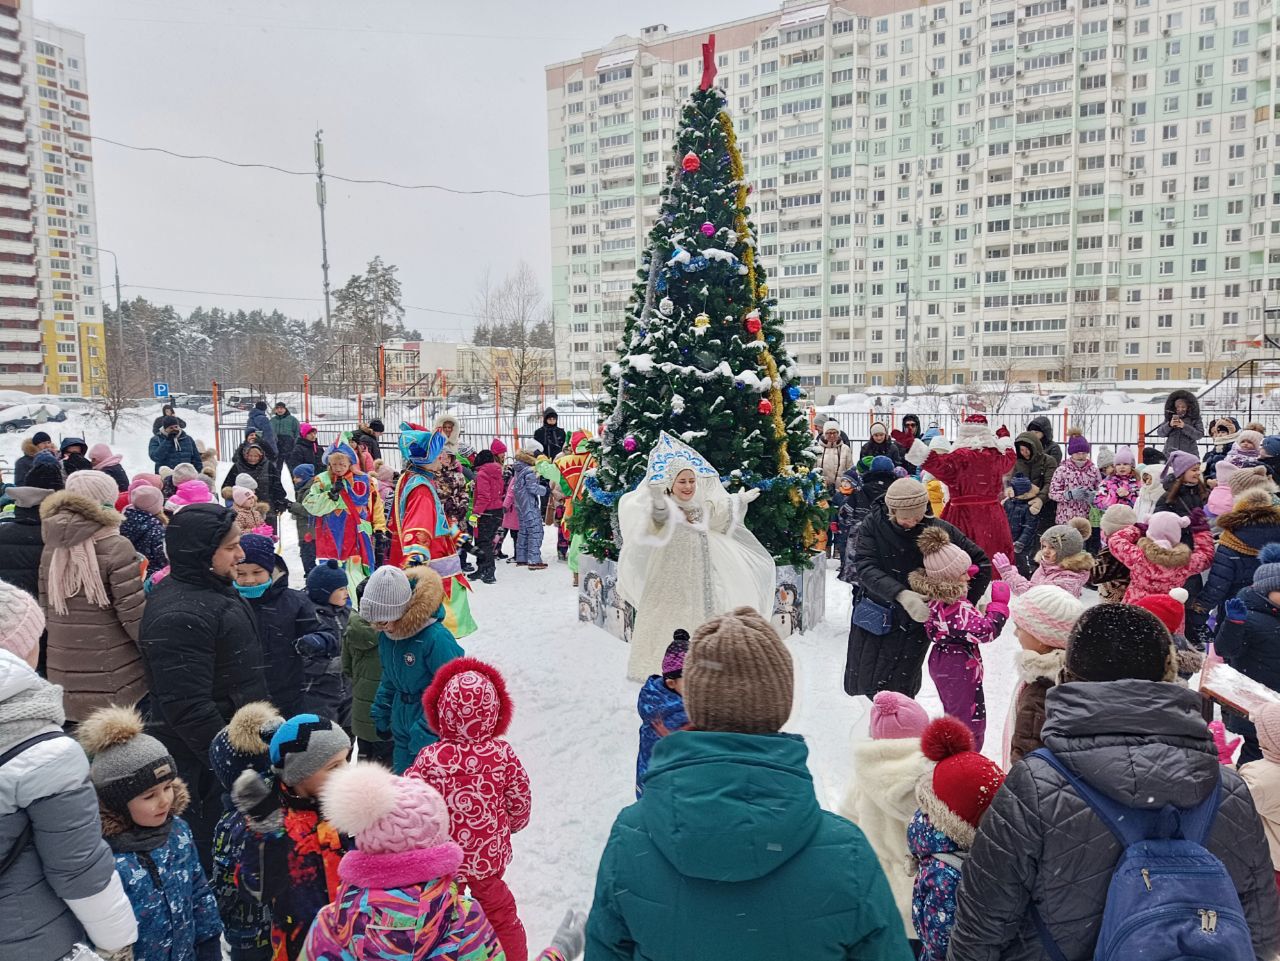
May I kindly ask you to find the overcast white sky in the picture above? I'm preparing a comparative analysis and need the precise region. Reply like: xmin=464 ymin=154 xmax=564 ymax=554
xmin=35 ymin=0 xmax=755 ymax=340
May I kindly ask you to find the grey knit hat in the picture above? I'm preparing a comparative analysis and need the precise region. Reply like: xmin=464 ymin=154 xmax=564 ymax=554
xmin=1041 ymin=523 xmax=1084 ymax=559
xmin=269 ymin=714 xmax=351 ymax=787
xmin=235 ymin=472 xmax=258 ymax=492
xmin=1252 ymin=544 xmax=1280 ymax=596
xmin=361 ymin=566 xmax=413 ymax=623
xmin=1100 ymin=504 xmax=1138 ymax=538
xmin=884 ymin=477 xmax=929 ymax=516
xmin=685 ymin=607 xmax=794 ymax=734
xmin=77 ymin=707 xmax=177 ymax=814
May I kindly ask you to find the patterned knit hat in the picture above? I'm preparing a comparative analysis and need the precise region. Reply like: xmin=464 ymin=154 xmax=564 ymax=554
xmin=884 ymin=477 xmax=929 ymax=515
xmin=269 ymin=714 xmax=351 ymax=787
xmin=1146 ymin=511 xmax=1190 ymax=550
xmin=685 ymin=607 xmax=794 ymax=734
xmin=1228 ymin=466 xmax=1272 ymax=499
xmin=322 ymin=762 xmax=455 ymax=856
xmin=1010 ymin=585 xmax=1084 ymax=650
xmin=0 ymin=581 xmax=43 ymax=663
xmin=916 ymin=717 xmax=1005 ymax=848
xmin=1100 ymin=503 xmax=1137 ymax=537
xmin=869 ymin=691 xmax=929 ymax=740
xmin=1252 ymin=544 xmax=1280 ymax=595
xmin=238 ymin=532 xmax=276 ymax=573
xmin=78 ymin=706 xmax=177 ymax=814
xmin=1254 ymin=702 xmax=1280 ymax=764
xmin=1134 ymin=588 xmax=1189 ymax=637
xmin=916 ymin=527 xmax=972 ymax=583
xmin=65 ymin=469 xmax=120 ymax=509
xmin=662 ymin=630 xmax=690 ymax=679
xmin=209 ymin=702 xmax=284 ymax=792
xmin=1065 ymin=604 xmax=1174 ymax=683
xmin=305 ymin=558 xmax=349 ymax=605
xmin=1040 ymin=524 xmax=1083 ymax=559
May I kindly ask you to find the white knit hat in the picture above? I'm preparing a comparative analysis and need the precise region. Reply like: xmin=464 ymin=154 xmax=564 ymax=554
xmin=0 ymin=581 xmax=44 ymax=662
xmin=1010 ymin=585 xmax=1084 ymax=650
xmin=823 ymin=419 xmax=841 ymax=433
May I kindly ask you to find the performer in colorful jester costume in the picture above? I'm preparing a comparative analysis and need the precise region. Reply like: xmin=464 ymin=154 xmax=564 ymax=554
xmin=388 ymin=424 xmax=477 ymax=637
xmin=302 ymin=433 xmax=387 ymax=597
xmin=552 ymin=430 xmax=594 ymax=585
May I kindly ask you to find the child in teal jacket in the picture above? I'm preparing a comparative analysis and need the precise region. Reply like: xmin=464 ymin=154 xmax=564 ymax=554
xmin=361 ymin=565 xmax=464 ymax=773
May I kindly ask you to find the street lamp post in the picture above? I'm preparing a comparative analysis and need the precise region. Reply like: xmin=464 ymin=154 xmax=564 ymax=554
xmin=82 ymin=244 xmax=121 ymax=339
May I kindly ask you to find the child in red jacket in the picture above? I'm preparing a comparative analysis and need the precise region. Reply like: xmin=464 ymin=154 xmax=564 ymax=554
xmin=407 ymin=657 xmax=532 ymax=961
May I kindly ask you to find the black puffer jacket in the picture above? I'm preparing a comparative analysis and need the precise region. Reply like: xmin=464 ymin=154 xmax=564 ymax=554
xmin=139 ymin=504 xmax=269 ymax=768
xmin=0 ymin=503 xmax=43 ymax=597
xmin=1026 ymin=416 xmax=1064 ymax=465
xmin=533 ymin=408 xmax=566 ymax=460
xmin=844 ymin=505 xmax=989 ymax=697
xmin=948 ymin=680 xmax=1280 ymax=961
xmin=1215 ymin=586 xmax=1280 ymax=759
xmin=287 ymin=435 xmax=324 ymax=475
xmin=243 ymin=556 xmax=333 ymax=720
xmin=218 ymin=441 xmax=273 ymax=500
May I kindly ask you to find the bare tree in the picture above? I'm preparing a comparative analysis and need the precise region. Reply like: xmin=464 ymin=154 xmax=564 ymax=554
xmin=470 ymin=262 xmax=555 ymax=415
xmin=909 ymin=343 xmax=945 ymax=398
xmin=959 ymin=353 xmax=1020 ymax=415
xmin=90 ymin=324 xmax=153 ymax=438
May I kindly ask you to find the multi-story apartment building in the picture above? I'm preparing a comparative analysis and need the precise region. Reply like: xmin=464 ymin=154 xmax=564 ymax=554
xmin=0 ymin=0 xmax=38 ymax=391
xmin=26 ymin=13 xmax=105 ymax=397
xmin=547 ymin=0 xmax=1278 ymax=402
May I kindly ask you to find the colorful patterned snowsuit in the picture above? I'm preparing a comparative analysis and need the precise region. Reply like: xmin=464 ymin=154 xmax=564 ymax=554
xmin=923 ymin=598 xmax=1008 ymax=750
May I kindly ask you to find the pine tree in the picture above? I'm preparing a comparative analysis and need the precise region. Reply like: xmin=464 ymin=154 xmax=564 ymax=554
xmin=574 ymin=41 xmax=825 ymax=567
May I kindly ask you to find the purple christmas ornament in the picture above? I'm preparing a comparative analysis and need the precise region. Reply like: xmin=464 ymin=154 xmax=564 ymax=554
xmin=623 ymin=435 xmax=637 ymax=452
xmin=700 ymin=221 xmax=715 ymax=236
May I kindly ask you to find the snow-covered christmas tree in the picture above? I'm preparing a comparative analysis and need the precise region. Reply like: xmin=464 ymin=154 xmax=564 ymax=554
xmin=574 ymin=36 xmax=825 ymax=568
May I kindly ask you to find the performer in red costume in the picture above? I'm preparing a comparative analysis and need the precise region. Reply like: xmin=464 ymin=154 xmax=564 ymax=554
xmin=895 ymin=414 xmax=1016 ymax=578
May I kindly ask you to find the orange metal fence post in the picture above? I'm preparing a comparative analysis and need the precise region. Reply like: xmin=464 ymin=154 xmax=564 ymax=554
xmin=302 ymin=374 xmax=311 ymax=424
xmin=1137 ymin=414 xmax=1146 ymax=461
xmin=212 ymin=380 xmax=222 ymax=460
xmin=1062 ymin=407 xmax=1069 ymax=437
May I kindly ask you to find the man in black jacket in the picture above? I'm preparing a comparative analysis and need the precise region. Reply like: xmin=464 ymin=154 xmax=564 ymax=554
xmin=0 ymin=452 xmax=63 ymax=674
xmin=138 ymin=503 xmax=269 ymax=868
xmin=533 ymin=407 xmax=566 ymax=461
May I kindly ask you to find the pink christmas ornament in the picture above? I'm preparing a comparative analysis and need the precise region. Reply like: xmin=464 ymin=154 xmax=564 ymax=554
xmin=623 ymin=435 xmax=637 ymax=452
xmin=700 ymin=221 xmax=715 ymax=236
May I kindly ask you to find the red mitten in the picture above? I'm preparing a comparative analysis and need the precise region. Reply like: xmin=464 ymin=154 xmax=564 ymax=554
xmin=890 ymin=429 xmax=915 ymax=450
xmin=996 ymin=425 xmax=1011 ymax=439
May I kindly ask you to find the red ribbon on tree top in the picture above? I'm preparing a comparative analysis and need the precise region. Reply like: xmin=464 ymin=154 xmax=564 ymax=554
xmin=700 ymin=33 xmax=717 ymax=90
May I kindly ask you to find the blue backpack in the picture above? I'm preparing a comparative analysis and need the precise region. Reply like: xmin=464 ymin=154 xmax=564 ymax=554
xmin=1029 ymin=748 xmax=1252 ymax=961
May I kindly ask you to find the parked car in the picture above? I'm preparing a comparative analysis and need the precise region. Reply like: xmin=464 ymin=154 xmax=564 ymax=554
xmin=0 ymin=411 xmax=34 ymax=433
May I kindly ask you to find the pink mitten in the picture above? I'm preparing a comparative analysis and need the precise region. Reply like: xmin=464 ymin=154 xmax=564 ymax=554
xmin=1208 ymin=720 xmax=1242 ymax=765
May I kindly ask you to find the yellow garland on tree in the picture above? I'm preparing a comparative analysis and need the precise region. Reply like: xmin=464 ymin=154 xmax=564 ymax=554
xmin=719 ymin=111 xmax=811 ymax=541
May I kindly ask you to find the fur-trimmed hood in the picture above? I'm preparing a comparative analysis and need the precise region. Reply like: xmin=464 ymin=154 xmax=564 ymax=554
xmin=384 ymin=566 xmax=446 ymax=640
xmin=1053 ymin=550 xmax=1095 ymax=573
xmin=422 ymin=656 xmax=513 ymax=743
xmin=99 ymin=777 xmax=190 ymax=838
xmin=1215 ymin=501 xmax=1280 ymax=534
xmin=20 ymin=437 xmax=37 ymax=457
xmin=1138 ymin=536 xmax=1193 ymax=568
xmin=1015 ymin=648 xmax=1066 ymax=685
xmin=908 ymin=568 xmax=968 ymax=603
xmin=38 ymin=490 xmax=123 ymax=547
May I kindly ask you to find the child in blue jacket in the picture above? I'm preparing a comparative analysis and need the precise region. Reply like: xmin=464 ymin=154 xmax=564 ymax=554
xmin=1004 ymin=474 xmax=1037 ymax=575
xmin=79 ymin=706 xmax=223 ymax=961
xmin=362 ymin=564 xmax=464 ymax=773
xmin=636 ymin=631 xmax=691 ymax=798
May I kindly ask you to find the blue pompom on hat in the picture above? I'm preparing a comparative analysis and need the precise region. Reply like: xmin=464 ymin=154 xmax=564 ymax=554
xmin=1253 ymin=543 xmax=1280 ymax=595
xmin=306 ymin=558 xmax=349 ymax=605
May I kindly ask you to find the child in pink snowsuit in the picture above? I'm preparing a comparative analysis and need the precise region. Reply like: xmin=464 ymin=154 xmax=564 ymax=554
xmin=991 ymin=518 xmax=1095 ymax=598
xmin=1095 ymin=445 xmax=1142 ymax=511
xmin=910 ymin=526 xmax=1011 ymax=750
xmin=1048 ymin=428 xmax=1103 ymax=525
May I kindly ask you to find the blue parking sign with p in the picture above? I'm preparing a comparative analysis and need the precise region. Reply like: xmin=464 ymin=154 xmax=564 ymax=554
xmin=153 ymin=383 xmax=169 ymax=399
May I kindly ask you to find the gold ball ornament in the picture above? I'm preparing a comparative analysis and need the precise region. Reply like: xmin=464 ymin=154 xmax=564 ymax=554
xmin=757 ymin=283 xmax=769 ymax=299
xmin=693 ymin=312 xmax=711 ymax=328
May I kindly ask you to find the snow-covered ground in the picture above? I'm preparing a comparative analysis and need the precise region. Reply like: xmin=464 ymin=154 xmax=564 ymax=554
xmin=0 ymin=404 xmax=1026 ymax=949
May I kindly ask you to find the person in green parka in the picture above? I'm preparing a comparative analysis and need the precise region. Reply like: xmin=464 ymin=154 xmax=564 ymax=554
xmin=360 ymin=564 xmax=463 ymax=774
xmin=341 ymin=578 xmax=391 ymax=766
xmin=587 ymin=606 xmax=912 ymax=961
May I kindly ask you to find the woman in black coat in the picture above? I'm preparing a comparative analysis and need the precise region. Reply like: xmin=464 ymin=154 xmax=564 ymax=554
xmin=845 ymin=477 xmax=990 ymax=698
xmin=858 ymin=420 xmax=903 ymax=465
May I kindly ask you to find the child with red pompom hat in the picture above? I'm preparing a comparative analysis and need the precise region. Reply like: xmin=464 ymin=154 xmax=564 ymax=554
xmin=909 ymin=716 xmax=1006 ymax=961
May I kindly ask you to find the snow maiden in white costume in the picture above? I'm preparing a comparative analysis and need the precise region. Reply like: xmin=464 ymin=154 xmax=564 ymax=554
xmin=617 ymin=432 xmax=776 ymax=681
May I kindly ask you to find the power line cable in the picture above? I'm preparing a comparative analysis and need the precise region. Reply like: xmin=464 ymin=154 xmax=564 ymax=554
xmin=118 ymin=282 xmax=476 ymax=319
xmin=91 ymin=135 xmax=561 ymax=198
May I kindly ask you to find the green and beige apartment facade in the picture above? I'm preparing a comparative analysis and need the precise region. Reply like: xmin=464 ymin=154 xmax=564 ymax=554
xmin=547 ymin=0 xmax=1280 ymax=402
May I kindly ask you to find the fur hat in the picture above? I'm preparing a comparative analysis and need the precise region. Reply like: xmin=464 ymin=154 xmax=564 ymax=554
xmin=915 ymin=717 xmax=1005 ymax=848
xmin=869 ymin=455 xmax=895 ymax=474
xmin=917 ymin=527 xmax=973 ymax=583
xmin=1114 ymin=445 xmax=1135 ymax=467
xmin=306 ymin=558 xmax=349 ymax=605
xmin=65 ymin=469 xmax=120 ymax=508
xmin=1010 ymin=474 xmax=1032 ymax=496
xmin=130 ymin=485 xmax=164 ymax=516
xmin=78 ymin=707 xmax=177 ymax=814
xmin=1146 ymin=511 xmax=1190 ymax=550
xmin=1040 ymin=524 xmax=1084 ymax=560
xmin=1134 ymin=588 xmax=1189 ymax=637
xmin=209 ymin=702 xmax=283 ymax=792
xmin=1066 ymin=427 xmax=1090 ymax=456
xmin=1010 ymin=585 xmax=1084 ymax=650
xmin=1161 ymin=449 xmax=1200 ymax=482
xmin=884 ymin=478 xmax=929 ymax=515
xmin=869 ymin=691 xmax=929 ymax=740
xmin=663 ymin=629 xmax=690 ymax=679
xmin=956 ymin=413 xmax=990 ymax=441
xmin=361 ymin=565 xmax=413 ymax=623
xmin=0 ymin=580 xmax=43 ymax=663
xmin=1254 ymin=702 xmax=1280 ymax=764
xmin=1252 ymin=543 xmax=1280 ymax=595
xmin=1228 ymin=466 xmax=1273 ymax=500
xmin=1100 ymin=504 xmax=1137 ymax=538
xmin=685 ymin=607 xmax=793 ymax=734
xmin=322 ymin=762 xmax=455 ymax=857
xmin=268 ymin=713 xmax=351 ymax=787
xmin=238 ymin=533 xmax=276 ymax=573
xmin=1065 ymin=605 xmax=1175 ymax=683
